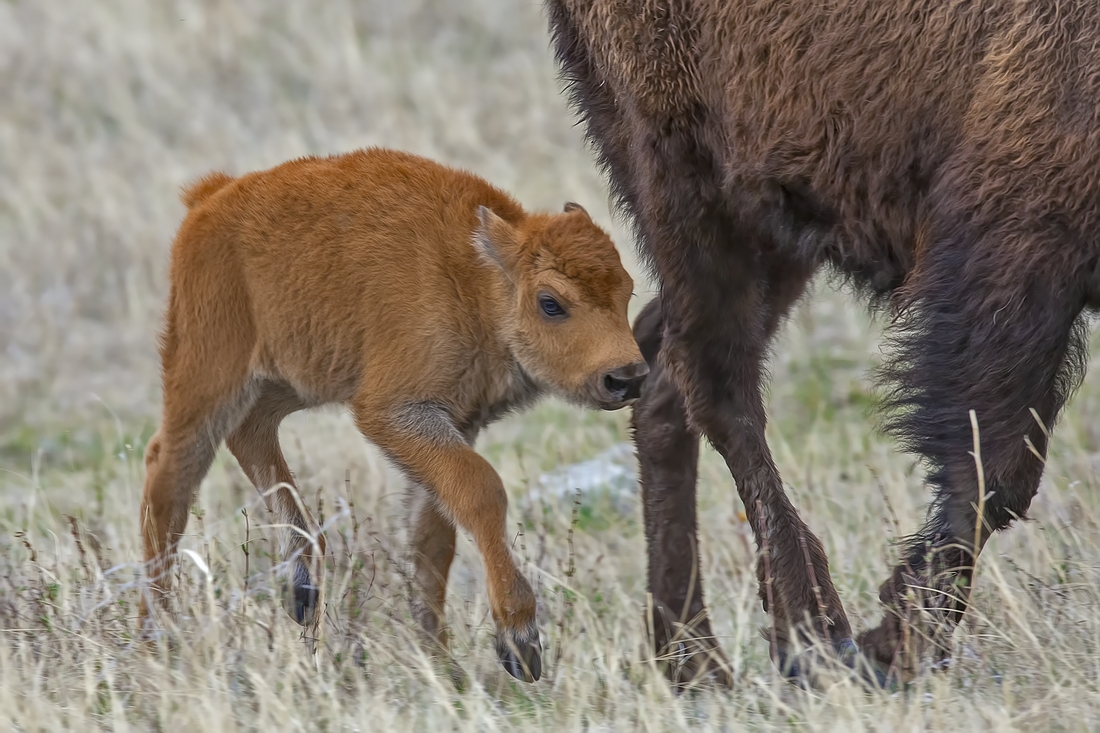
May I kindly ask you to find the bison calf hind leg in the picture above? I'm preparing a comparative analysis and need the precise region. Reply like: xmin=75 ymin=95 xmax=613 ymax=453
xmin=140 ymin=383 xmax=259 ymax=627
xmin=226 ymin=381 xmax=326 ymax=629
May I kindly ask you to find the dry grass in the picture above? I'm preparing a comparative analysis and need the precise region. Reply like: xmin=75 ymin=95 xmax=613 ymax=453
xmin=3 ymin=1 xmax=1100 ymax=730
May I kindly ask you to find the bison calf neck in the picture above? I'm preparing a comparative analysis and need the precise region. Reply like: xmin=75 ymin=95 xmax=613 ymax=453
xmin=139 ymin=147 xmax=646 ymax=683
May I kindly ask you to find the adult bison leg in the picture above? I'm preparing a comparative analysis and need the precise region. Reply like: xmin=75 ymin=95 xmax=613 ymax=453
xmin=860 ymin=229 xmax=1090 ymax=680
xmin=633 ymin=260 xmax=815 ymax=686
xmin=660 ymin=255 xmax=853 ymax=677
xmin=632 ymin=140 xmax=853 ymax=682
xmin=631 ymin=298 xmax=727 ymax=687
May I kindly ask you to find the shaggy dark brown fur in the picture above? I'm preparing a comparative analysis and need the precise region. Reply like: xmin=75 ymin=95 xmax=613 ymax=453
xmin=548 ymin=0 xmax=1100 ymax=686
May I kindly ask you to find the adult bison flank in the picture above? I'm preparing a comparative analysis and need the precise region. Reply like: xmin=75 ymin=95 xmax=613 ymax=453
xmin=548 ymin=0 xmax=1100 ymax=687
xmin=138 ymin=147 xmax=647 ymax=683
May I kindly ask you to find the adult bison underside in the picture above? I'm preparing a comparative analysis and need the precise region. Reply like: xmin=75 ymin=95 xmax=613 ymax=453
xmin=548 ymin=0 xmax=1100 ymax=688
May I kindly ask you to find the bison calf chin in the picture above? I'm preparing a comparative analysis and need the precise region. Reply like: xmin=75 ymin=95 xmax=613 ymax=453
xmin=138 ymin=146 xmax=646 ymax=683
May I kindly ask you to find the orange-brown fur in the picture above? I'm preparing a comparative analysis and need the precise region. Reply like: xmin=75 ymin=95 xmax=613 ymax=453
xmin=139 ymin=147 xmax=646 ymax=682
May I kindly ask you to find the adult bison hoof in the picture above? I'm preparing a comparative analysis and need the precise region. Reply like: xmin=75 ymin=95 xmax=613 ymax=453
xmin=836 ymin=637 xmax=894 ymax=690
xmin=495 ymin=624 xmax=542 ymax=682
xmin=776 ymin=637 xmax=893 ymax=692
xmin=281 ymin=561 xmax=320 ymax=627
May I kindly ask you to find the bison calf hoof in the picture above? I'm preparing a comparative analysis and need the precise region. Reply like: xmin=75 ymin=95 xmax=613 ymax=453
xmin=281 ymin=561 xmax=320 ymax=627
xmin=495 ymin=623 xmax=542 ymax=682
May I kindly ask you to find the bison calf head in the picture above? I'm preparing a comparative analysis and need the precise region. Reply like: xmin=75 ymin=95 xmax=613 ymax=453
xmin=474 ymin=202 xmax=647 ymax=410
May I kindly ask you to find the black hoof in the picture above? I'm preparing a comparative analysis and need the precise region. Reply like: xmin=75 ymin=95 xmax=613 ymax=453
xmin=495 ymin=624 xmax=542 ymax=682
xmin=774 ymin=642 xmax=811 ymax=687
xmin=834 ymin=637 xmax=893 ymax=690
xmin=776 ymin=637 xmax=893 ymax=692
xmin=282 ymin=561 xmax=319 ymax=626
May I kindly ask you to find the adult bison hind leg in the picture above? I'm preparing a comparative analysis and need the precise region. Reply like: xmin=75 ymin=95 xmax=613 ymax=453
xmin=632 ymin=285 xmax=872 ymax=692
xmin=858 ymin=223 xmax=1090 ymax=684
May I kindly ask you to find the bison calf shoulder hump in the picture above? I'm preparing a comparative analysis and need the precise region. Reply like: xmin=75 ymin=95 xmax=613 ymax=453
xmin=139 ymin=147 xmax=647 ymax=683
xmin=549 ymin=0 xmax=1100 ymax=687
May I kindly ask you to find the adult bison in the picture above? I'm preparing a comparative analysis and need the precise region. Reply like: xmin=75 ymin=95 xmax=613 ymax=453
xmin=548 ymin=0 xmax=1100 ymax=686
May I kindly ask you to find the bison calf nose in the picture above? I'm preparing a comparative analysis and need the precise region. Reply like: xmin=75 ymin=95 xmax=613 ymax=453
xmin=602 ymin=361 xmax=650 ymax=405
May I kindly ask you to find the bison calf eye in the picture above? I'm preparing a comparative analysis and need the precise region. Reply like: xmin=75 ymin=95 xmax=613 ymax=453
xmin=538 ymin=293 xmax=567 ymax=320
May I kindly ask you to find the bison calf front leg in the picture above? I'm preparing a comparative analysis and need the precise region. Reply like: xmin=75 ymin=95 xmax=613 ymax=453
xmin=357 ymin=403 xmax=541 ymax=682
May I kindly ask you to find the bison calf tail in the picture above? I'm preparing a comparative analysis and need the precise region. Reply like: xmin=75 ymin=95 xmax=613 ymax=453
xmin=180 ymin=172 xmax=235 ymax=209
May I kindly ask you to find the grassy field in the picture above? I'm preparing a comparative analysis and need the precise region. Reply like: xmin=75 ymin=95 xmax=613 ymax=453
xmin=3 ymin=1 xmax=1100 ymax=730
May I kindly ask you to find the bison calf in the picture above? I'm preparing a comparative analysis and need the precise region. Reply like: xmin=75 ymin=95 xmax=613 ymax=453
xmin=139 ymin=147 xmax=646 ymax=682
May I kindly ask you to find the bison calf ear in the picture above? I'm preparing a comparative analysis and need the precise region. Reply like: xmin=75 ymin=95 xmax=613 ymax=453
xmin=563 ymin=201 xmax=587 ymax=215
xmin=473 ymin=205 xmax=519 ymax=280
